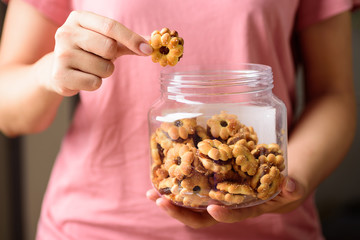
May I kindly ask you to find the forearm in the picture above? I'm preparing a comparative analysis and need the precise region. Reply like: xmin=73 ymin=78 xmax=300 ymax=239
xmin=288 ymin=91 xmax=356 ymax=196
xmin=0 ymin=53 xmax=63 ymax=136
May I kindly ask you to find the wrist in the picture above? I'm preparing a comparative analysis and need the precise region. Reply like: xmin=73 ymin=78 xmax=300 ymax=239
xmin=33 ymin=52 xmax=61 ymax=97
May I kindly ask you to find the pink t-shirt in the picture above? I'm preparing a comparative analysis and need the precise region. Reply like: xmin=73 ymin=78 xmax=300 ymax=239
xmin=19 ymin=0 xmax=358 ymax=239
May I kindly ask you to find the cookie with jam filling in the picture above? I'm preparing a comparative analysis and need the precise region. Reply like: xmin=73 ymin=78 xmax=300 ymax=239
xmin=252 ymin=143 xmax=285 ymax=171
xmin=197 ymin=139 xmax=233 ymax=174
xmin=227 ymin=126 xmax=258 ymax=149
xmin=164 ymin=143 xmax=196 ymax=180
xmin=178 ymin=172 xmax=211 ymax=207
xmin=250 ymin=164 xmax=283 ymax=200
xmin=160 ymin=118 xmax=197 ymax=142
xmin=232 ymin=141 xmax=259 ymax=176
xmin=207 ymin=111 xmax=241 ymax=141
xmin=149 ymin=28 xmax=184 ymax=67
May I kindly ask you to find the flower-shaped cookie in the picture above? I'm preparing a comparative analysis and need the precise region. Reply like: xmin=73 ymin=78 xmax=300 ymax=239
xmin=227 ymin=126 xmax=258 ymax=147
xmin=150 ymin=133 xmax=165 ymax=165
xmin=160 ymin=118 xmax=196 ymax=142
xmin=149 ymin=28 xmax=184 ymax=67
xmin=209 ymin=181 xmax=256 ymax=205
xmin=164 ymin=143 xmax=195 ymax=180
xmin=207 ymin=111 xmax=241 ymax=140
xmin=158 ymin=177 xmax=181 ymax=195
xmin=209 ymin=189 xmax=245 ymax=205
xmin=151 ymin=163 xmax=169 ymax=188
xmin=232 ymin=142 xmax=259 ymax=176
xmin=178 ymin=172 xmax=211 ymax=207
xmin=252 ymin=143 xmax=285 ymax=171
xmin=197 ymin=139 xmax=233 ymax=174
xmin=252 ymin=165 xmax=283 ymax=200
xmin=198 ymin=139 xmax=233 ymax=161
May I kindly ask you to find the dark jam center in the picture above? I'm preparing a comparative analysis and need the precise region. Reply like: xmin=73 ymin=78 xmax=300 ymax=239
xmin=227 ymin=136 xmax=242 ymax=145
xmin=159 ymin=187 xmax=172 ymax=195
xmin=220 ymin=120 xmax=228 ymax=127
xmin=192 ymin=134 xmax=202 ymax=147
xmin=159 ymin=46 xmax=170 ymax=55
xmin=199 ymin=153 xmax=232 ymax=166
xmin=193 ymin=186 xmax=201 ymax=193
xmin=175 ymin=156 xmax=181 ymax=165
xmin=174 ymin=120 xmax=183 ymax=127
xmin=156 ymin=143 xmax=165 ymax=163
xmin=253 ymin=147 xmax=270 ymax=158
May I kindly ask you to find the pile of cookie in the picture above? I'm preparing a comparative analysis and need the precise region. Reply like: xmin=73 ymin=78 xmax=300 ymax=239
xmin=150 ymin=111 xmax=285 ymax=208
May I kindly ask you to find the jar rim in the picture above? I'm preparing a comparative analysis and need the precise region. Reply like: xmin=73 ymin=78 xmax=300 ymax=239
xmin=160 ymin=63 xmax=272 ymax=82
xmin=160 ymin=63 xmax=274 ymax=96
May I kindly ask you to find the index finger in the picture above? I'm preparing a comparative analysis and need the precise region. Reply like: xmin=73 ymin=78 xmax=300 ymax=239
xmin=70 ymin=11 xmax=152 ymax=56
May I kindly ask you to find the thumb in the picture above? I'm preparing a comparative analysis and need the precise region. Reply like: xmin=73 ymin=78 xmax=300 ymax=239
xmin=280 ymin=176 xmax=305 ymax=201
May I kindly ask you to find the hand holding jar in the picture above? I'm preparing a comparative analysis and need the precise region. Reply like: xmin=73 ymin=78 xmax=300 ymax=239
xmin=147 ymin=64 xmax=305 ymax=228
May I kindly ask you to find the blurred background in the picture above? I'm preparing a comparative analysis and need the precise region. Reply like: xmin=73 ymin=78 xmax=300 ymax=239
xmin=0 ymin=2 xmax=359 ymax=240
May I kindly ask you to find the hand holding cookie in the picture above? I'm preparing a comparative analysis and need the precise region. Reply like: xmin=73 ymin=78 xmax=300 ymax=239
xmin=49 ymin=11 xmax=152 ymax=96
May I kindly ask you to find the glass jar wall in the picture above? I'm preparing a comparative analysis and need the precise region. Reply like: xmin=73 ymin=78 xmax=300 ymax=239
xmin=148 ymin=64 xmax=287 ymax=209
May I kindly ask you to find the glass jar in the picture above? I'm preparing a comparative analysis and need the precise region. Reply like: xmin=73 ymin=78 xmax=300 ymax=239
xmin=148 ymin=63 xmax=287 ymax=209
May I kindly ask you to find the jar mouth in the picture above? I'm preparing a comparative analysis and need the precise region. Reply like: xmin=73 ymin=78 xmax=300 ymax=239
xmin=160 ymin=63 xmax=273 ymax=85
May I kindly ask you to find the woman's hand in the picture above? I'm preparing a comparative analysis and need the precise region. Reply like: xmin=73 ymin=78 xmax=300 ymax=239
xmin=48 ymin=11 xmax=152 ymax=96
xmin=146 ymin=176 xmax=306 ymax=229
xmin=0 ymin=2 xmax=154 ymax=135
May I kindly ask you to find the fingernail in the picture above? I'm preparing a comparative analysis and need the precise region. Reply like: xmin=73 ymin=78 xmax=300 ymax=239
xmin=285 ymin=178 xmax=296 ymax=193
xmin=156 ymin=198 xmax=169 ymax=211
xmin=139 ymin=43 xmax=153 ymax=55
xmin=156 ymin=198 xmax=165 ymax=208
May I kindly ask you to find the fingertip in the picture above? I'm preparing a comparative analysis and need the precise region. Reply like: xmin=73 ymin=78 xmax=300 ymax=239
xmin=207 ymin=205 xmax=226 ymax=222
xmin=90 ymin=77 xmax=102 ymax=91
xmin=146 ymin=189 xmax=160 ymax=201
xmin=139 ymin=42 xmax=153 ymax=55
xmin=156 ymin=197 xmax=170 ymax=211
xmin=284 ymin=177 xmax=296 ymax=193
xmin=155 ymin=197 xmax=166 ymax=207
xmin=155 ymin=197 xmax=162 ymax=206
xmin=281 ymin=176 xmax=305 ymax=201
xmin=145 ymin=189 xmax=153 ymax=199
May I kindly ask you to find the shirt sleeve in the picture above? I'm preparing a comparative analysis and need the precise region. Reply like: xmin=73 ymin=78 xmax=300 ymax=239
xmin=296 ymin=0 xmax=360 ymax=31
xmin=21 ymin=0 xmax=72 ymax=26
